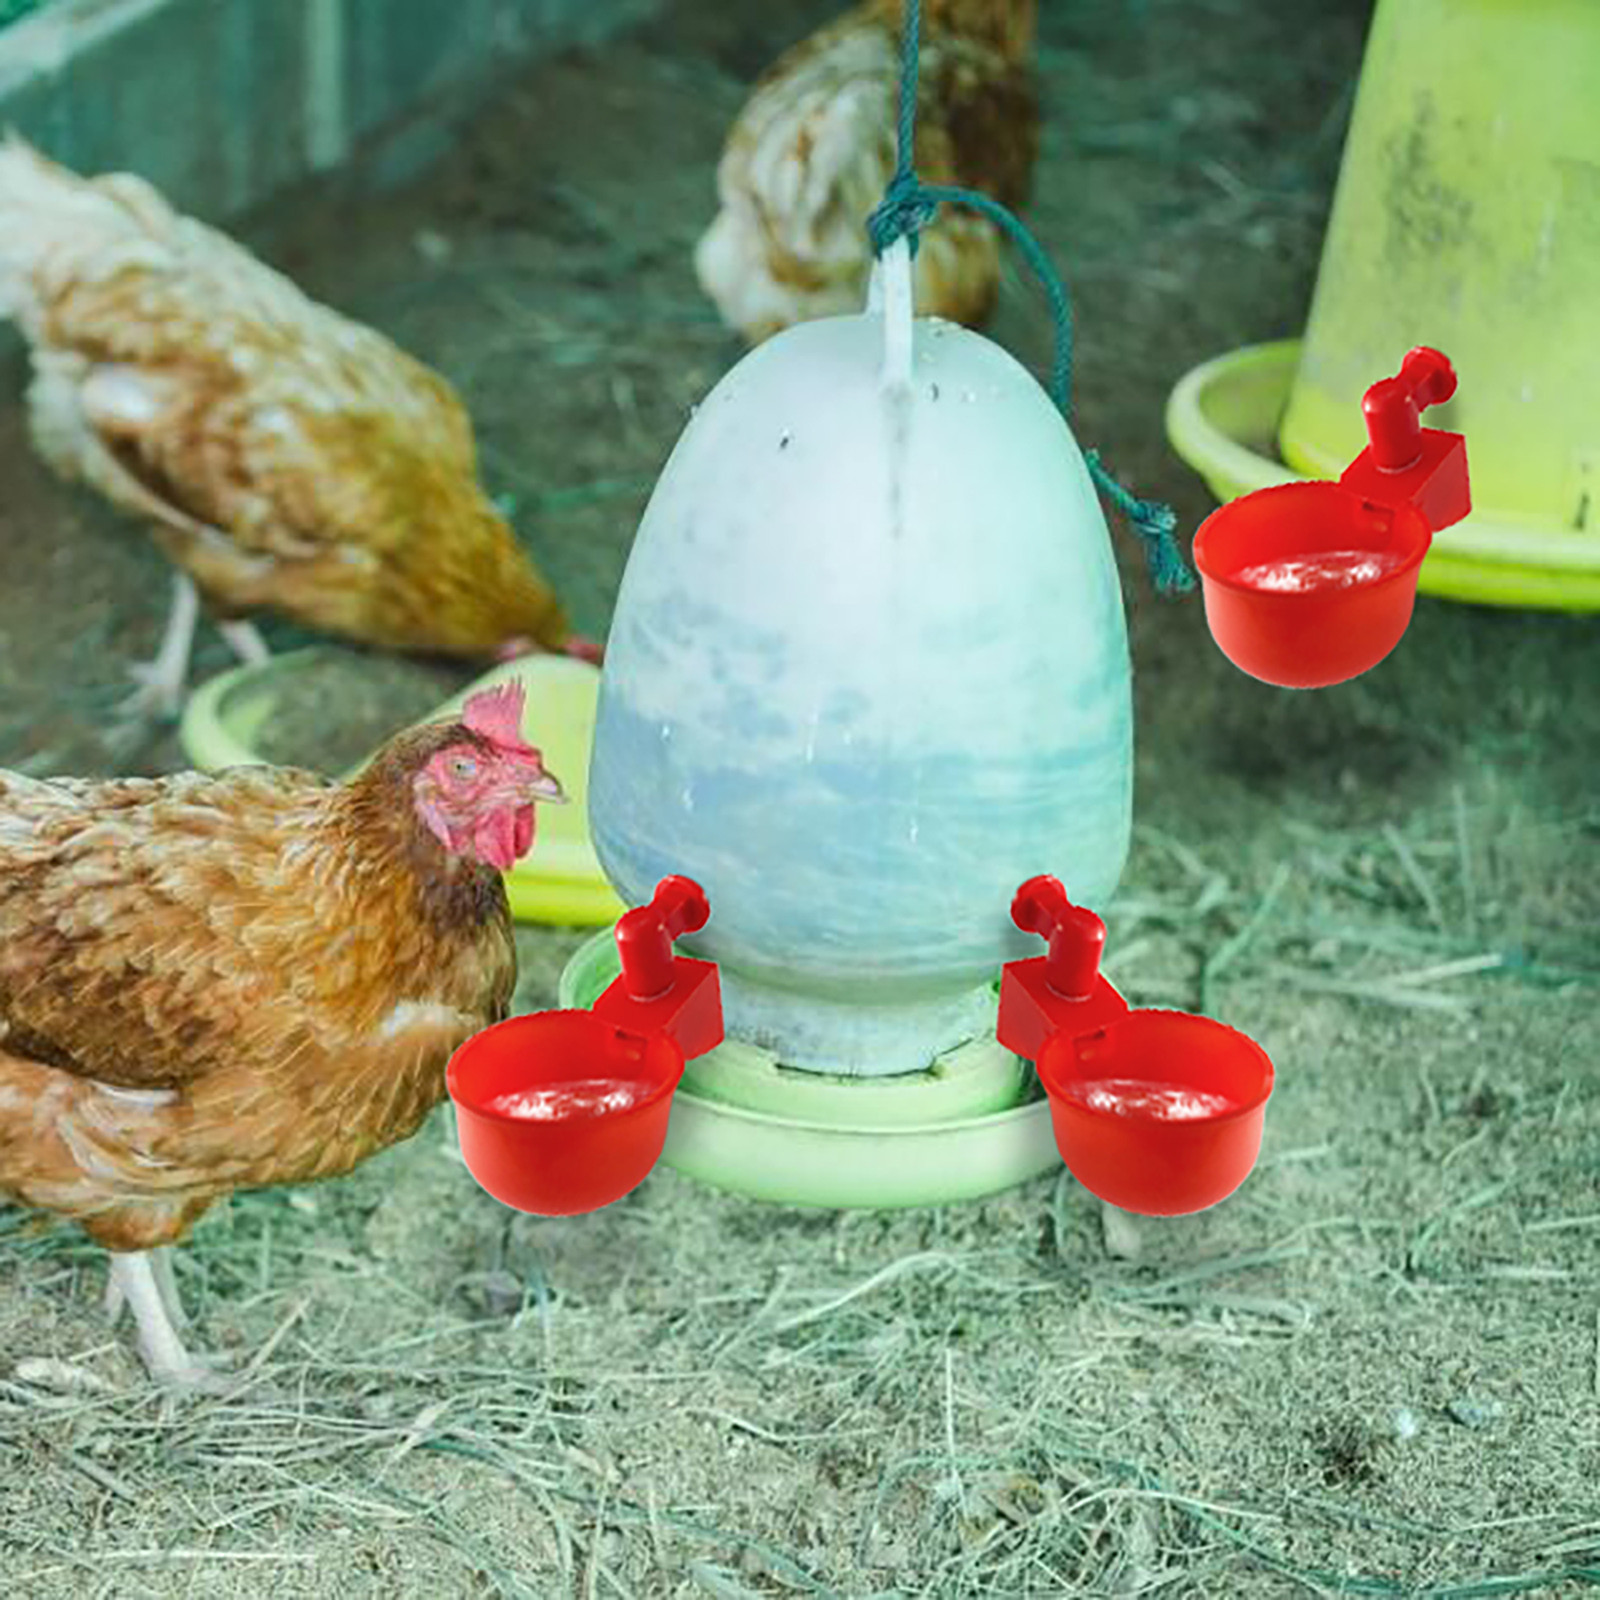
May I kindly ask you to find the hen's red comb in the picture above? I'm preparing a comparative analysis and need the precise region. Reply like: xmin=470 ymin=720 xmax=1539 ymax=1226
xmin=463 ymin=680 xmax=529 ymax=749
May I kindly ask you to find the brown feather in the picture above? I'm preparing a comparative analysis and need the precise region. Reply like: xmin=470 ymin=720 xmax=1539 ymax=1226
xmin=695 ymin=0 xmax=1040 ymax=341
xmin=0 ymin=720 xmax=518 ymax=1252
xmin=0 ymin=138 xmax=575 ymax=659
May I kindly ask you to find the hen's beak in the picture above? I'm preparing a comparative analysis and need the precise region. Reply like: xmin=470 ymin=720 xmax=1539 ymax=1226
xmin=525 ymin=769 xmax=567 ymax=804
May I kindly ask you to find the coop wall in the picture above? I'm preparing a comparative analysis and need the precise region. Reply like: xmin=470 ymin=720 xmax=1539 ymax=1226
xmin=0 ymin=0 xmax=660 ymax=366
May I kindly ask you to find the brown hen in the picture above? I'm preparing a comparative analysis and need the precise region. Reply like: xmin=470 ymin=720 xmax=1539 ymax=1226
xmin=696 ymin=0 xmax=1039 ymax=342
xmin=0 ymin=137 xmax=599 ymax=720
xmin=0 ymin=682 xmax=563 ymax=1387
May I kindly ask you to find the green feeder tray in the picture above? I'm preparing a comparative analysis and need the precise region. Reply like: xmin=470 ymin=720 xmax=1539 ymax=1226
xmin=557 ymin=927 xmax=1061 ymax=1209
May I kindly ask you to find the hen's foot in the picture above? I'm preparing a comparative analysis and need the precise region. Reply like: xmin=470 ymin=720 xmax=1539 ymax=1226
xmin=218 ymin=619 xmax=270 ymax=668
xmin=1101 ymin=1200 xmax=1143 ymax=1261
xmin=153 ymin=1355 xmax=240 ymax=1396
xmin=117 ymin=657 xmax=189 ymax=722
xmin=109 ymin=1250 xmax=220 ymax=1391
xmin=115 ymin=571 xmax=200 ymax=723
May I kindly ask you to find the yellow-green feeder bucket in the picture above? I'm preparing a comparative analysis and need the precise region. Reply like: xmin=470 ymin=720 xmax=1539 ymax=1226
xmin=1167 ymin=0 xmax=1600 ymax=610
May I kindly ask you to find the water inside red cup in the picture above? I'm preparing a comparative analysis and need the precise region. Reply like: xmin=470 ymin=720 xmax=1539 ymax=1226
xmin=1232 ymin=547 xmax=1410 ymax=593
xmin=485 ymin=1080 xmax=655 ymax=1119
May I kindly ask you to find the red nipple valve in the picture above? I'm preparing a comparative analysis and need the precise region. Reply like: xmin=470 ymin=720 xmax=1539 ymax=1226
xmin=592 ymin=875 xmax=724 ymax=1060
xmin=1011 ymin=876 xmax=1108 ymax=998
xmin=997 ymin=876 xmax=1129 ymax=1064
xmin=1339 ymin=345 xmax=1470 ymax=533
xmin=615 ymin=875 xmax=709 ymax=999
xmin=1361 ymin=347 xmax=1457 ymax=469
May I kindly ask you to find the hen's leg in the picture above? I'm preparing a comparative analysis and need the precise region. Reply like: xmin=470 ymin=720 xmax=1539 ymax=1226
xmin=218 ymin=619 xmax=270 ymax=668
xmin=1101 ymin=1199 xmax=1143 ymax=1261
xmin=104 ymin=1246 xmax=185 ymax=1326
xmin=109 ymin=1250 xmax=214 ymax=1389
xmin=150 ymin=1246 xmax=189 ymax=1330
xmin=444 ymin=1102 xmax=468 ymax=1166
xmin=120 ymin=571 xmax=199 ymax=720
xmin=104 ymin=1267 xmax=126 ymax=1324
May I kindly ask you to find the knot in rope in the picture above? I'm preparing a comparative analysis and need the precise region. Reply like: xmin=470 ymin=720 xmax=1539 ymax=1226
xmin=1084 ymin=451 xmax=1197 ymax=596
xmin=867 ymin=170 xmax=939 ymax=258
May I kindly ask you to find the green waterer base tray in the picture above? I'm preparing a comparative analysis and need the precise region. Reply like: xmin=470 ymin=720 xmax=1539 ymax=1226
xmin=559 ymin=929 xmax=1063 ymax=1210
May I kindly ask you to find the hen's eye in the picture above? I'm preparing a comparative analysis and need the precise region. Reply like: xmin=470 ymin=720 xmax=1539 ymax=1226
xmin=449 ymin=755 xmax=479 ymax=781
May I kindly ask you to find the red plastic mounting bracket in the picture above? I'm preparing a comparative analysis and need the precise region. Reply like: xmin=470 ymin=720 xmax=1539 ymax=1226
xmin=1338 ymin=345 xmax=1471 ymax=533
xmin=997 ymin=875 xmax=1129 ymax=1064
xmin=591 ymin=875 xmax=724 ymax=1060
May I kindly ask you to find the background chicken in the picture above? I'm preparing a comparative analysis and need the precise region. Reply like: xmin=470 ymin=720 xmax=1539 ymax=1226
xmin=695 ymin=0 xmax=1039 ymax=342
xmin=0 ymin=138 xmax=600 ymax=721
xmin=0 ymin=680 xmax=562 ymax=1387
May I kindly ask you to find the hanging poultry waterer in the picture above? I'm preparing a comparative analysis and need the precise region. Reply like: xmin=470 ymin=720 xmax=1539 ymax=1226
xmin=1166 ymin=0 xmax=1600 ymax=610
xmin=587 ymin=244 xmax=1132 ymax=1080
xmin=1194 ymin=346 xmax=1471 ymax=687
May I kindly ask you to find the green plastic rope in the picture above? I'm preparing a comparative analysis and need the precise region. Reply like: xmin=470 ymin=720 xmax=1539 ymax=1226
xmin=867 ymin=0 xmax=1195 ymax=596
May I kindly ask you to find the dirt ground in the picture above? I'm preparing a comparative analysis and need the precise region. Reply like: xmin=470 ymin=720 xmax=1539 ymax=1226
xmin=2 ymin=0 xmax=1598 ymax=1595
